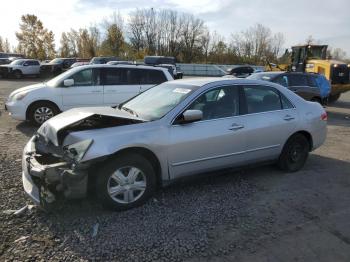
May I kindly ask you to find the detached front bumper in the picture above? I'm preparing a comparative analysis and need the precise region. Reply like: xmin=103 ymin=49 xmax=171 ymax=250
xmin=22 ymin=137 xmax=89 ymax=205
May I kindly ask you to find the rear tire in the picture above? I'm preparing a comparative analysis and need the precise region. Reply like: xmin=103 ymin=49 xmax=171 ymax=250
xmin=278 ymin=134 xmax=310 ymax=172
xmin=27 ymin=101 xmax=60 ymax=126
xmin=328 ymin=93 xmax=341 ymax=104
xmin=96 ymin=154 xmax=157 ymax=211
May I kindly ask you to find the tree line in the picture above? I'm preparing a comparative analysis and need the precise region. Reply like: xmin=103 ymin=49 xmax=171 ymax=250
xmin=2 ymin=9 xmax=348 ymax=64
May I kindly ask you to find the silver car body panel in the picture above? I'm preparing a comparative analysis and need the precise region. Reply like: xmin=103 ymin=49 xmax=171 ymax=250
xmin=22 ymin=78 xmax=327 ymax=202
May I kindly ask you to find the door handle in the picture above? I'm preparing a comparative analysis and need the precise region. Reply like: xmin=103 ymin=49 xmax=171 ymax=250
xmin=229 ymin=123 xmax=244 ymax=131
xmin=283 ymin=115 xmax=295 ymax=121
xmin=91 ymin=90 xmax=102 ymax=93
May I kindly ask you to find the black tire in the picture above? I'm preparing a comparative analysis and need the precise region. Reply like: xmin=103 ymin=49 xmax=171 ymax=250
xmin=328 ymin=93 xmax=341 ymax=104
xmin=278 ymin=134 xmax=310 ymax=172
xmin=96 ymin=153 xmax=157 ymax=211
xmin=27 ymin=101 xmax=60 ymax=126
xmin=13 ymin=70 xmax=22 ymax=79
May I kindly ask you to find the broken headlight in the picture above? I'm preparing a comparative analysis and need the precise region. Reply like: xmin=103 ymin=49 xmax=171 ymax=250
xmin=63 ymin=139 xmax=93 ymax=163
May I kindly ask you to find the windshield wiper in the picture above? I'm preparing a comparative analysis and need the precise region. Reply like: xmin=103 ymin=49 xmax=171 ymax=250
xmin=121 ymin=106 xmax=139 ymax=117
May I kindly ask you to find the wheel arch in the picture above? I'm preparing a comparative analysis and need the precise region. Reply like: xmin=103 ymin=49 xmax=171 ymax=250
xmin=287 ymin=130 xmax=313 ymax=151
xmin=106 ymin=147 xmax=163 ymax=188
xmin=25 ymin=100 xmax=61 ymax=120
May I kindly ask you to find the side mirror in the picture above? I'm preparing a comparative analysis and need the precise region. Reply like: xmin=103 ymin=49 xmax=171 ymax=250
xmin=63 ymin=79 xmax=74 ymax=87
xmin=178 ymin=110 xmax=203 ymax=124
xmin=23 ymin=63 xmax=29 ymax=66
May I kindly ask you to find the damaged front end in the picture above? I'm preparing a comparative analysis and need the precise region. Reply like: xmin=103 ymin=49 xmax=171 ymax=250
xmin=22 ymin=110 xmax=145 ymax=207
xmin=22 ymin=135 xmax=93 ymax=207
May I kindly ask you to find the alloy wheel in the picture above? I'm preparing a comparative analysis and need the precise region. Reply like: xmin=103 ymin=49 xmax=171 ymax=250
xmin=34 ymin=106 xmax=54 ymax=124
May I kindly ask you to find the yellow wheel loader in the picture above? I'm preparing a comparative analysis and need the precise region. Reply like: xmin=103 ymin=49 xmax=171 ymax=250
xmin=291 ymin=45 xmax=350 ymax=102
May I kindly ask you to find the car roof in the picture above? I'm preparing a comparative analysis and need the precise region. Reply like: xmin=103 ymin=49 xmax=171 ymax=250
xmin=168 ymin=77 xmax=284 ymax=89
xmin=70 ymin=64 xmax=170 ymax=72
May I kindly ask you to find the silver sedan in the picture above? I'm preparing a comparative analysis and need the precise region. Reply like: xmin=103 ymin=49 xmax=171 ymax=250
xmin=22 ymin=78 xmax=327 ymax=210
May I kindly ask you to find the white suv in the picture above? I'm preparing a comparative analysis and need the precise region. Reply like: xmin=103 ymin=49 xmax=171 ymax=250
xmin=0 ymin=59 xmax=41 ymax=79
xmin=5 ymin=65 xmax=173 ymax=125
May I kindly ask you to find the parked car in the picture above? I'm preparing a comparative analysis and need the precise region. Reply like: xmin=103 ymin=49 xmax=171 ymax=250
xmin=40 ymin=58 xmax=76 ymax=77
xmin=227 ymin=66 xmax=255 ymax=78
xmin=70 ymin=61 xmax=90 ymax=68
xmin=0 ymin=58 xmax=11 ymax=65
xmin=21 ymin=78 xmax=327 ymax=210
xmin=0 ymin=59 xmax=41 ymax=79
xmin=144 ymin=56 xmax=183 ymax=79
xmin=90 ymin=56 xmax=119 ymax=64
xmin=248 ymin=71 xmax=331 ymax=104
xmin=107 ymin=61 xmax=135 ymax=65
xmin=5 ymin=65 xmax=173 ymax=125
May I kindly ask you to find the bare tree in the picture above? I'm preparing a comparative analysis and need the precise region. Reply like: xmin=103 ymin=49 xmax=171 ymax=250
xmin=128 ymin=9 xmax=145 ymax=55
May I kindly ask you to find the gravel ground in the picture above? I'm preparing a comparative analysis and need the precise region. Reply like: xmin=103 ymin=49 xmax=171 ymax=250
xmin=1 ymin=79 xmax=350 ymax=261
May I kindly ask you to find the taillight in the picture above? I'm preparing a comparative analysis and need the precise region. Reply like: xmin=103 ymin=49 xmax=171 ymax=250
xmin=321 ymin=112 xmax=328 ymax=121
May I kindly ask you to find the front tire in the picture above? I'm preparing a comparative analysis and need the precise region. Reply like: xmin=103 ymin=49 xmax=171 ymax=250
xmin=28 ymin=101 xmax=60 ymax=126
xmin=278 ymin=134 xmax=310 ymax=172
xmin=96 ymin=154 xmax=157 ymax=211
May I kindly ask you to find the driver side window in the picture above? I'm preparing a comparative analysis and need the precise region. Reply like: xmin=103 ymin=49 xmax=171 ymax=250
xmin=187 ymin=86 xmax=239 ymax=120
xmin=71 ymin=69 xmax=93 ymax=86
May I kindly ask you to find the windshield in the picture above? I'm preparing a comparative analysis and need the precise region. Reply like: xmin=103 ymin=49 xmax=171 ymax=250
xmin=121 ymin=83 xmax=198 ymax=121
xmin=10 ymin=60 xmax=24 ymax=65
xmin=307 ymin=46 xmax=326 ymax=59
xmin=49 ymin=58 xmax=63 ymax=64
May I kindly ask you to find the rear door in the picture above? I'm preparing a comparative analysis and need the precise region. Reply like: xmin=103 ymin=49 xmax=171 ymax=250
xmin=61 ymin=68 xmax=103 ymax=110
xmin=102 ymin=67 xmax=141 ymax=106
xmin=285 ymin=74 xmax=314 ymax=100
xmin=241 ymin=85 xmax=297 ymax=162
xmin=139 ymin=69 xmax=168 ymax=92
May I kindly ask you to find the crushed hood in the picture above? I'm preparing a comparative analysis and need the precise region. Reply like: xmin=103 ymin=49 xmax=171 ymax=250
xmin=37 ymin=107 xmax=145 ymax=146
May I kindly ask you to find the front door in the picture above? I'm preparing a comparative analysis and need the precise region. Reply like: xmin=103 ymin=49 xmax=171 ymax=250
xmin=168 ymin=85 xmax=247 ymax=179
xmin=61 ymin=68 xmax=103 ymax=110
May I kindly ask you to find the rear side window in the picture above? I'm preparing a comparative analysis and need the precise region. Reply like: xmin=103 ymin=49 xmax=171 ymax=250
xmin=273 ymin=75 xmax=289 ymax=87
xmin=104 ymin=68 xmax=139 ymax=85
xmin=280 ymin=93 xmax=294 ymax=109
xmin=243 ymin=86 xmax=282 ymax=114
xmin=308 ymin=75 xmax=318 ymax=87
xmin=139 ymin=69 xmax=167 ymax=85
xmin=287 ymin=74 xmax=308 ymax=86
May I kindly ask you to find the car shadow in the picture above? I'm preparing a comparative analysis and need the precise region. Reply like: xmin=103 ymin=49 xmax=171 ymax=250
xmin=31 ymin=153 xmax=350 ymax=260
xmin=16 ymin=121 xmax=37 ymax=137
xmin=329 ymin=99 xmax=350 ymax=110
xmin=326 ymin=110 xmax=350 ymax=127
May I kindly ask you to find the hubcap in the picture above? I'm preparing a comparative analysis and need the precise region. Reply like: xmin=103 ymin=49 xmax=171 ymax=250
xmin=289 ymin=144 xmax=303 ymax=163
xmin=34 ymin=107 xmax=54 ymax=124
xmin=107 ymin=166 xmax=146 ymax=204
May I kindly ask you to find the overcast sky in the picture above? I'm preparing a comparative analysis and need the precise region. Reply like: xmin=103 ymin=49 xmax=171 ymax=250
xmin=1 ymin=0 xmax=349 ymax=57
